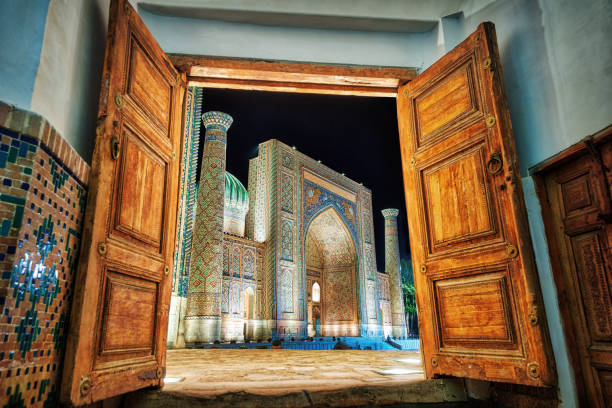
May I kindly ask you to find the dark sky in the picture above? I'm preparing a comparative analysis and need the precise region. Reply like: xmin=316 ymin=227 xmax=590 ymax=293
xmin=199 ymin=88 xmax=410 ymax=271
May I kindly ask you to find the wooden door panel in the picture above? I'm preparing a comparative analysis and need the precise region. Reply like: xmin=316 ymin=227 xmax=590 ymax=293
xmin=114 ymin=127 xmax=167 ymax=248
xmin=599 ymin=369 xmax=612 ymax=406
xmin=571 ymin=231 xmax=612 ymax=342
xmin=412 ymin=52 xmax=484 ymax=150
xmin=126 ymin=34 xmax=173 ymax=135
xmin=398 ymin=23 xmax=555 ymax=386
xmin=99 ymin=272 xmax=157 ymax=355
xmin=434 ymin=269 xmax=518 ymax=350
xmin=61 ymin=0 xmax=184 ymax=404
xmin=105 ymin=240 xmax=165 ymax=279
xmin=421 ymin=141 xmax=499 ymax=253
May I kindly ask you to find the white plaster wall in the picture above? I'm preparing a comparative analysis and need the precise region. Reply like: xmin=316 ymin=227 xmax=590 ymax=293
xmin=31 ymin=0 xmax=110 ymax=162
xmin=522 ymin=177 xmax=578 ymax=407
xmin=137 ymin=0 xmax=464 ymax=22
xmin=539 ymin=0 xmax=612 ymax=160
xmin=0 ymin=0 xmax=49 ymax=109
xmin=138 ymin=10 xmax=438 ymax=69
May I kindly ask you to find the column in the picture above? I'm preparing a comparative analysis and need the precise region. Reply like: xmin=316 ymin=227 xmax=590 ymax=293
xmin=382 ymin=209 xmax=408 ymax=339
xmin=184 ymin=111 xmax=233 ymax=343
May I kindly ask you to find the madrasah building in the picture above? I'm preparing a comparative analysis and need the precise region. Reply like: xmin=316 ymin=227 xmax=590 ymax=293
xmin=167 ymin=110 xmax=407 ymax=345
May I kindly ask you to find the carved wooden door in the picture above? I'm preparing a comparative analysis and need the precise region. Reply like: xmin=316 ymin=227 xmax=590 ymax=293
xmin=397 ymin=22 xmax=555 ymax=386
xmin=61 ymin=0 xmax=185 ymax=404
xmin=542 ymin=130 xmax=612 ymax=407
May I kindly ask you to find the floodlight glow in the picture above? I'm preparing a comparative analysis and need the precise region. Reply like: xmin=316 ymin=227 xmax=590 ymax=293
xmin=164 ymin=377 xmax=184 ymax=383
xmin=376 ymin=368 xmax=423 ymax=375
xmin=393 ymin=358 xmax=422 ymax=365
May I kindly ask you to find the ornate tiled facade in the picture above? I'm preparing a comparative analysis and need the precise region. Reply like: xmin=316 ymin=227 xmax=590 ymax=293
xmin=0 ymin=102 xmax=89 ymax=407
xmin=169 ymin=107 xmax=406 ymax=343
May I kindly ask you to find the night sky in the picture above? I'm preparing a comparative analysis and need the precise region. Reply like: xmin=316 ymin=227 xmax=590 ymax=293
xmin=199 ymin=88 xmax=410 ymax=271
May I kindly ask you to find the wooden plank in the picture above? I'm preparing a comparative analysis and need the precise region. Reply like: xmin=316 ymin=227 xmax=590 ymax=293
xmin=188 ymin=77 xmax=399 ymax=97
xmin=172 ymin=54 xmax=416 ymax=97
xmin=172 ymin=54 xmax=417 ymax=81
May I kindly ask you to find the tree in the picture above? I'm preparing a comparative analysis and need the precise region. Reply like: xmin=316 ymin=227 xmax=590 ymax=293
xmin=400 ymin=258 xmax=418 ymax=335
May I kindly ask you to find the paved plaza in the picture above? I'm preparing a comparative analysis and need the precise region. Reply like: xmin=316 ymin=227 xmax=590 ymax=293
xmin=163 ymin=349 xmax=425 ymax=396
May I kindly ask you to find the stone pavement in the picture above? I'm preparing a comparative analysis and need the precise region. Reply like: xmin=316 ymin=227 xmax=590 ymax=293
xmin=163 ymin=349 xmax=426 ymax=397
xmin=122 ymin=349 xmax=470 ymax=407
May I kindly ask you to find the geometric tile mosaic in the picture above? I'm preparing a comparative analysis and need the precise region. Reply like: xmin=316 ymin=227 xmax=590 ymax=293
xmin=0 ymin=101 xmax=89 ymax=408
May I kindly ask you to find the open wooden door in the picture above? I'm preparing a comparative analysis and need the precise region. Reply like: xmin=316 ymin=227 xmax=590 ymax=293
xmin=61 ymin=0 xmax=185 ymax=404
xmin=397 ymin=22 xmax=555 ymax=386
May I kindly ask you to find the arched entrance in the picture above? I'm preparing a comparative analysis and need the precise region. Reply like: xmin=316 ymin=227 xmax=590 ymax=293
xmin=243 ymin=287 xmax=254 ymax=340
xmin=305 ymin=207 xmax=359 ymax=337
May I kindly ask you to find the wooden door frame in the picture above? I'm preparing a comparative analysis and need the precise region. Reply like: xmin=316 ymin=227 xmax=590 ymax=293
xmin=170 ymin=54 xmax=417 ymax=97
xmin=529 ymin=124 xmax=612 ymax=406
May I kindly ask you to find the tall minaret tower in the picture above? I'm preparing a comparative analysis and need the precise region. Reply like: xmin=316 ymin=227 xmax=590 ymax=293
xmin=382 ymin=209 xmax=408 ymax=338
xmin=184 ymin=111 xmax=233 ymax=343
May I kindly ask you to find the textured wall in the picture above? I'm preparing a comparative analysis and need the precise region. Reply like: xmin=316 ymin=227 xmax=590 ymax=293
xmin=171 ymin=87 xmax=203 ymax=298
xmin=0 ymin=0 xmax=49 ymax=109
xmin=0 ymin=102 xmax=89 ymax=407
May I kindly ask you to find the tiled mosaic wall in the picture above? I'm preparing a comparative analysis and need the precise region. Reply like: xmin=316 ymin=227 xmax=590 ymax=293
xmin=0 ymin=102 xmax=89 ymax=407
xmin=220 ymin=235 xmax=263 ymax=341
xmin=172 ymin=87 xmax=203 ymax=298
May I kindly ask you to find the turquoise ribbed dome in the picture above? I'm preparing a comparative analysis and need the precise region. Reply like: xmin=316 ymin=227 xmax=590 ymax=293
xmin=224 ymin=172 xmax=249 ymax=236
xmin=225 ymin=172 xmax=249 ymax=212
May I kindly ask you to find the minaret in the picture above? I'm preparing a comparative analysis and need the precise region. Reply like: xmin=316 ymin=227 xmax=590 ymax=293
xmin=382 ymin=209 xmax=408 ymax=339
xmin=184 ymin=111 xmax=233 ymax=343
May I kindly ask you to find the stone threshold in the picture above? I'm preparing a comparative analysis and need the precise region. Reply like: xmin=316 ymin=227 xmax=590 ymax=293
xmin=124 ymin=379 xmax=470 ymax=408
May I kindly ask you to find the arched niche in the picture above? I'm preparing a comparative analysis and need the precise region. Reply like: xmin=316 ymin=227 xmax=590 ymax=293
xmin=305 ymin=207 xmax=360 ymax=337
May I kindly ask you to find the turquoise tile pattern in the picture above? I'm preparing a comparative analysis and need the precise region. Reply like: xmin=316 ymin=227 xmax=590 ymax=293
xmin=0 ymin=102 xmax=89 ymax=408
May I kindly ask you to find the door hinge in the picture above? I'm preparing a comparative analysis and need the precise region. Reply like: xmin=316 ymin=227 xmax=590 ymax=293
xmin=97 ymin=241 xmax=107 ymax=256
xmin=486 ymin=115 xmax=496 ymax=128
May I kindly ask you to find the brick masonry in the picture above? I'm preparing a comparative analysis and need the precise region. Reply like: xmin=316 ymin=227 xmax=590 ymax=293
xmin=0 ymin=101 xmax=90 ymax=407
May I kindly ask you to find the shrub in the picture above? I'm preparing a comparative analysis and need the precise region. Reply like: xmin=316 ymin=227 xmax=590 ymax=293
xmin=256 ymin=345 xmax=268 ymax=349
xmin=290 ymin=337 xmax=295 ymax=342
xmin=239 ymin=346 xmax=248 ymax=349
xmin=230 ymin=340 xmax=236 ymax=344
xmin=272 ymin=339 xmax=282 ymax=346
xmin=213 ymin=340 xmax=220 ymax=344
xmin=267 ymin=338 xmax=272 ymax=343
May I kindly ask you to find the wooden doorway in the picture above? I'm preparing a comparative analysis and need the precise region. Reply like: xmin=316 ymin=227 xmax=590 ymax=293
xmin=62 ymin=3 xmax=557 ymax=403
xmin=531 ymin=125 xmax=612 ymax=407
